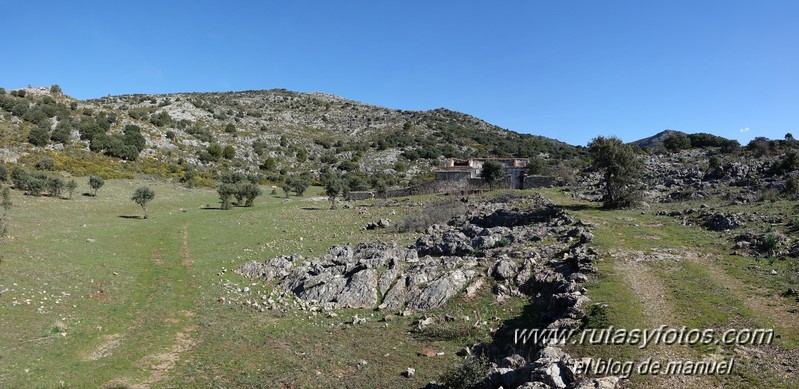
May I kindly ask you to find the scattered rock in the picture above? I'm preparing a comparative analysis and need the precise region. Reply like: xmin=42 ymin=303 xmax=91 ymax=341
xmin=364 ymin=219 xmax=391 ymax=230
xmin=703 ymin=213 xmax=742 ymax=231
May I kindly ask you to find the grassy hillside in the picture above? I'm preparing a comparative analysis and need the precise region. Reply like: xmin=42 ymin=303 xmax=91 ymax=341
xmin=0 ymin=86 xmax=579 ymax=191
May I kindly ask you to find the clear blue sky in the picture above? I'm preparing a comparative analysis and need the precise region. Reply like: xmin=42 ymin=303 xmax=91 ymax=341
xmin=1 ymin=1 xmax=796 ymax=146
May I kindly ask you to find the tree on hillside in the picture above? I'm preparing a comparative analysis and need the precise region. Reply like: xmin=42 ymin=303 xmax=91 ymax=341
xmin=279 ymin=176 xmax=310 ymax=198
xmin=526 ymin=155 xmax=547 ymax=175
xmin=222 ymin=145 xmax=236 ymax=160
xmin=207 ymin=143 xmax=223 ymax=161
xmin=131 ymin=187 xmax=155 ymax=219
xmin=480 ymin=161 xmax=506 ymax=190
xmin=123 ymin=125 xmax=146 ymax=152
xmin=588 ymin=136 xmax=644 ymax=209
xmin=239 ymin=183 xmax=262 ymax=207
xmin=289 ymin=176 xmax=310 ymax=196
xmin=66 ymin=179 xmax=78 ymax=199
xmin=28 ymin=125 xmax=50 ymax=147
xmin=1 ymin=186 xmax=11 ymax=237
xmin=47 ymin=176 xmax=65 ymax=198
xmin=88 ymin=175 xmax=104 ymax=196
xmin=663 ymin=132 xmax=691 ymax=152
xmin=49 ymin=84 xmax=62 ymax=95
xmin=51 ymin=121 xmax=72 ymax=144
xmin=325 ymin=176 xmax=348 ymax=209
xmin=217 ymin=183 xmax=236 ymax=210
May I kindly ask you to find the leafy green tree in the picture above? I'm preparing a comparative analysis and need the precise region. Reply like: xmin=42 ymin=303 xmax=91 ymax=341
xmin=224 ymin=123 xmax=236 ymax=133
xmin=131 ymin=187 xmax=155 ymax=219
xmin=480 ymin=161 xmax=506 ymax=189
xmin=772 ymin=151 xmax=799 ymax=175
xmin=747 ymin=137 xmax=770 ymax=157
xmin=10 ymin=100 xmax=29 ymax=117
xmin=291 ymin=176 xmax=310 ymax=196
xmin=708 ymin=155 xmax=722 ymax=172
xmin=222 ymin=145 xmax=236 ymax=159
xmin=207 ymin=143 xmax=223 ymax=161
xmin=663 ymin=132 xmax=691 ymax=152
xmin=296 ymin=148 xmax=308 ymax=162
xmin=220 ymin=171 xmax=246 ymax=185
xmin=66 ymin=179 xmax=78 ymax=199
xmin=149 ymin=110 xmax=173 ymax=127
xmin=260 ymin=157 xmax=277 ymax=171
xmin=11 ymin=166 xmax=29 ymax=191
xmin=588 ymin=136 xmax=644 ymax=208
xmin=281 ymin=176 xmax=310 ymax=197
xmin=26 ymin=177 xmax=45 ymax=197
xmin=49 ymin=84 xmax=62 ymax=95
xmin=51 ymin=121 xmax=72 ymax=144
xmin=325 ymin=177 xmax=348 ymax=209
xmin=123 ymin=125 xmax=146 ymax=152
xmin=47 ymin=176 xmax=65 ymax=198
xmin=238 ymin=183 xmax=262 ymax=207
xmin=373 ymin=178 xmax=388 ymax=198
xmin=28 ymin=125 xmax=50 ymax=147
xmin=719 ymin=139 xmax=740 ymax=154
xmin=88 ymin=175 xmax=104 ymax=196
xmin=0 ymin=165 xmax=7 ymax=182
xmin=0 ymin=186 xmax=11 ymax=237
xmin=217 ymin=183 xmax=236 ymax=210
xmin=526 ymin=155 xmax=546 ymax=175
xmin=2 ymin=187 xmax=10 ymax=211
xmin=281 ymin=181 xmax=292 ymax=198
xmin=35 ymin=157 xmax=55 ymax=171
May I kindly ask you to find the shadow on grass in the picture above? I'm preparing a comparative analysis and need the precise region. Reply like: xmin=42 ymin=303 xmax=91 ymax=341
xmin=560 ymin=203 xmax=602 ymax=212
xmin=118 ymin=215 xmax=143 ymax=219
xmin=410 ymin=298 xmax=547 ymax=362
xmin=300 ymin=207 xmax=326 ymax=211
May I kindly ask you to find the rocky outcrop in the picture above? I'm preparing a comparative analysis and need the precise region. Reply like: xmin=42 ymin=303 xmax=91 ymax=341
xmin=237 ymin=194 xmax=616 ymax=388
xmin=702 ymin=213 xmax=743 ymax=231
xmin=238 ymin=194 xmax=597 ymax=315
xmin=364 ymin=219 xmax=391 ymax=230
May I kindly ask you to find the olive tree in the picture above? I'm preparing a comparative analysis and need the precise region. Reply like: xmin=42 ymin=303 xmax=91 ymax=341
xmin=217 ymin=183 xmax=236 ymax=210
xmin=325 ymin=177 xmax=348 ymax=209
xmin=238 ymin=183 xmax=262 ymax=207
xmin=1 ymin=186 xmax=11 ymax=237
xmin=588 ymin=136 xmax=644 ymax=209
xmin=88 ymin=175 xmax=104 ymax=196
xmin=480 ymin=160 xmax=506 ymax=190
xmin=131 ymin=187 xmax=155 ymax=219
xmin=66 ymin=179 xmax=78 ymax=199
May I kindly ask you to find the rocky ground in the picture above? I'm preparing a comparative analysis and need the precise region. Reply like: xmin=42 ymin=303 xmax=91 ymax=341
xmin=235 ymin=193 xmax=624 ymax=388
xmin=227 ymin=148 xmax=799 ymax=388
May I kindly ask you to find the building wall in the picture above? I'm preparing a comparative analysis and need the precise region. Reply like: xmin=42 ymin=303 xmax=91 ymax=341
xmin=523 ymin=175 xmax=556 ymax=189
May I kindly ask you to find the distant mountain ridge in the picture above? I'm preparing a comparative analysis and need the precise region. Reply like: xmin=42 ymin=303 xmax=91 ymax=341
xmin=631 ymin=129 xmax=687 ymax=149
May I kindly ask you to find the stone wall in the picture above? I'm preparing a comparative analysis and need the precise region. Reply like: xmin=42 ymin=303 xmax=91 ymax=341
xmin=345 ymin=177 xmax=511 ymax=201
xmin=524 ymin=175 xmax=556 ymax=189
